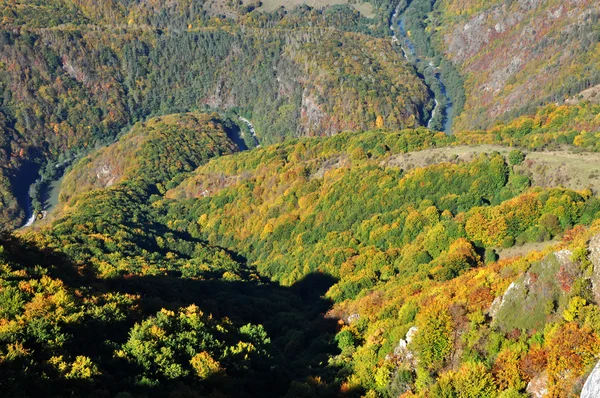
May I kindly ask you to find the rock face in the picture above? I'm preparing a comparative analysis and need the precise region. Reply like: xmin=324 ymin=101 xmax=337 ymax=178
xmin=526 ymin=372 xmax=548 ymax=398
xmin=581 ymin=361 xmax=600 ymax=398
xmin=440 ymin=0 xmax=600 ymax=130
xmin=299 ymin=92 xmax=328 ymax=136
xmin=490 ymin=248 xmax=579 ymax=331
xmin=390 ymin=326 xmax=418 ymax=363
xmin=588 ymin=234 xmax=600 ymax=303
xmin=95 ymin=163 xmax=116 ymax=188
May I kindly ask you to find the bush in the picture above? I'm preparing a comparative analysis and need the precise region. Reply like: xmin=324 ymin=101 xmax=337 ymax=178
xmin=501 ymin=236 xmax=515 ymax=248
xmin=539 ymin=213 xmax=561 ymax=236
xmin=508 ymin=150 xmax=525 ymax=166
xmin=484 ymin=248 xmax=499 ymax=264
xmin=387 ymin=367 xmax=414 ymax=397
xmin=335 ymin=328 xmax=356 ymax=351
xmin=515 ymin=232 xmax=529 ymax=246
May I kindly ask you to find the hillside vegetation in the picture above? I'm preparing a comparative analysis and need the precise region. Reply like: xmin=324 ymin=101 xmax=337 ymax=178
xmin=0 ymin=2 xmax=428 ymax=228
xmin=433 ymin=0 xmax=600 ymax=130
xmin=55 ymin=112 xmax=242 ymax=213
xmin=3 ymin=0 xmax=600 ymax=397
xmin=2 ymin=116 xmax=600 ymax=396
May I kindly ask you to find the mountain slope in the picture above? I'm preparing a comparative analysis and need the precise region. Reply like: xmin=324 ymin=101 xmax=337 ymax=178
xmin=0 ymin=19 xmax=430 ymax=228
xmin=4 ymin=120 xmax=600 ymax=396
xmin=55 ymin=112 xmax=242 ymax=212
xmin=434 ymin=0 xmax=600 ymax=130
xmin=4 ymin=0 xmax=600 ymax=396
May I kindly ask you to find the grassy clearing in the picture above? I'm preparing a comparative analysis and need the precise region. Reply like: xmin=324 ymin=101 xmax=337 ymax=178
xmin=255 ymin=0 xmax=374 ymax=17
xmin=383 ymin=144 xmax=600 ymax=263
xmin=349 ymin=2 xmax=375 ymax=18
xmin=497 ymin=240 xmax=559 ymax=260
xmin=384 ymin=145 xmax=600 ymax=193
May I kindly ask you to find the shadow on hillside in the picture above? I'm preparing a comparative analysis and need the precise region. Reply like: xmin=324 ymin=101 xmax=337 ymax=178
xmin=99 ymin=273 xmax=345 ymax=396
xmin=0 ymin=235 xmax=361 ymax=397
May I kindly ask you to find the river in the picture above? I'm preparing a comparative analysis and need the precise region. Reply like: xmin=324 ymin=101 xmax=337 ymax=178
xmin=390 ymin=5 xmax=453 ymax=134
xmin=427 ymin=99 xmax=439 ymax=130
xmin=23 ymin=206 xmax=36 ymax=227
xmin=19 ymin=116 xmax=255 ymax=229
xmin=20 ymin=164 xmax=68 ymax=228
xmin=15 ymin=162 xmax=39 ymax=228
xmin=20 ymin=22 xmax=441 ymax=227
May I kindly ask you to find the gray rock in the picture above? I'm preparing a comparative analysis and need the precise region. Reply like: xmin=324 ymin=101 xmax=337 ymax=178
xmin=393 ymin=326 xmax=418 ymax=363
xmin=581 ymin=361 xmax=600 ymax=398
xmin=347 ymin=313 xmax=360 ymax=323
xmin=588 ymin=235 xmax=600 ymax=303
xmin=526 ymin=372 xmax=548 ymax=398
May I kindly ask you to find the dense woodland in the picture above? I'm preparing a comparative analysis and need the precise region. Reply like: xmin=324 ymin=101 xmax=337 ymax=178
xmin=0 ymin=0 xmax=429 ymax=228
xmin=1 ymin=111 xmax=599 ymax=396
xmin=460 ymin=103 xmax=600 ymax=150
xmin=433 ymin=0 xmax=600 ymax=131
xmin=3 ymin=0 xmax=600 ymax=397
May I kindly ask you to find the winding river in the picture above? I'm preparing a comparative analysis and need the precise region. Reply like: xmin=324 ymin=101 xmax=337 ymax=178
xmin=19 ymin=116 xmax=257 ymax=229
xmin=19 ymin=18 xmax=444 ymax=228
xmin=427 ymin=98 xmax=439 ymax=130
xmin=390 ymin=5 xmax=453 ymax=134
xmin=23 ymin=205 xmax=36 ymax=227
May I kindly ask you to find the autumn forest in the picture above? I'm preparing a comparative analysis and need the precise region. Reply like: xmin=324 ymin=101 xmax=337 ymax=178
xmin=2 ymin=0 xmax=600 ymax=397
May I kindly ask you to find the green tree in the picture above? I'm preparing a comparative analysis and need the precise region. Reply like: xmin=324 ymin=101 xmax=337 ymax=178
xmin=412 ymin=304 xmax=454 ymax=372
xmin=508 ymin=150 xmax=525 ymax=166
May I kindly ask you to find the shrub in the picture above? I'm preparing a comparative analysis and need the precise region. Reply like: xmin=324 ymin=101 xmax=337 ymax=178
xmin=501 ymin=236 xmax=515 ymax=248
xmin=335 ymin=328 xmax=356 ymax=351
xmin=508 ymin=150 xmax=525 ymax=166
xmin=484 ymin=248 xmax=499 ymax=264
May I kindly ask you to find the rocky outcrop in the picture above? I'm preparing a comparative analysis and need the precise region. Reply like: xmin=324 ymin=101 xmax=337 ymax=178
xmin=299 ymin=92 xmax=328 ymax=136
xmin=440 ymin=0 xmax=600 ymax=129
xmin=581 ymin=361 xmax=600 ymax=398
xmin=526 ymin=372 xmax=548 ymax=398
xmin=490 ymin=247 xmax=580 ymax=331
xmin=347 ymin=313 xmax=360 ymax=324
xmin=488 ymin=282 xmax=516 ymax=319
xmin=95 ymin=163 xmax=117 ymax=188
xmin=386 ymin=326 xmax=419 ymax=364
xmin=588 ymin=234 xmax=600 ymax=303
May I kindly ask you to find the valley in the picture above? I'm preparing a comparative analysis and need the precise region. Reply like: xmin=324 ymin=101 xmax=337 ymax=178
xmin=2 ymin=1 xmax=600 ymax=397
xmin=390 ymin=1 xmax=456 ymax=133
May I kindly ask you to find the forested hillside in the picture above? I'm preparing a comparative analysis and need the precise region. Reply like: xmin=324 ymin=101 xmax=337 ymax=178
xmin=1 ymin=187 xmax=340 ymax=396
xmin=3 ymin=0 xmax=600 ymax=397
xmin=54 ymin=112 xmax=243 ymax=215
xmin=431 ymin=0 xmax=600 ymax=130
xmin=0 ymin=1 xmax=429 ymax=228
xmin=164 ymin=129 xmax=599 ymax=289
xmin=3 ymin=112 xmax=600 ymax=396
